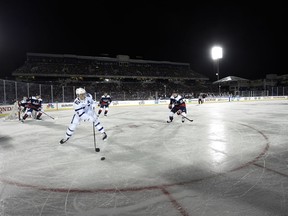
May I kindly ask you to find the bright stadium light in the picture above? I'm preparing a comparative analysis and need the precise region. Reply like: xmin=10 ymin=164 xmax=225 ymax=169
xmin=211 ymin=46 xmax=223 ymax=60
xmin=211 ymin=46 xmax=223 ymax=95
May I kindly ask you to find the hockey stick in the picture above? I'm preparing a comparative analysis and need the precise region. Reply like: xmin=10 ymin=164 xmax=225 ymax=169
xmin=18 ymin=109 xmax=21 ymax=121
xmin=39 ymin=111 xmax=55 ymax=120
xmin=181 ymin=114 xmax=193 ymax=122
xmin=17 ymin=101 xmax=21 ymax=120
xmin=93 ymin=122 xmax=100 ymax=152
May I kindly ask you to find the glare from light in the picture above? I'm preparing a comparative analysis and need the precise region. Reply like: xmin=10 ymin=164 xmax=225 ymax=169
xmin=208 ymin=117 xmax=227 ymax=165
xmin=211 ymin=46 xmax=223 ymax=60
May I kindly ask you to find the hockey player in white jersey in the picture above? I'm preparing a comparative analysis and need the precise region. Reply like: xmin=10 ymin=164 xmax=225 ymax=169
xmin=167 ymin=91 xmax=187 ymax=123
xmin=60 ymin=88 xmax=107 ymax=144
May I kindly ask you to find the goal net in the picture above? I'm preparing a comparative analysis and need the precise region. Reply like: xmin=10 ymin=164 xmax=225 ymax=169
xmin=5 ymin=101 xmax=20 ymax=120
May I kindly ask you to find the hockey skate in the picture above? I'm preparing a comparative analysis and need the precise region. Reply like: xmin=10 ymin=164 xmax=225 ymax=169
xmin=60 ymin=138 xmax=69 ymax=144
xmin=102 ymin=132 xmax=107 ymax=141
xmin=167 ymin=116 xmax=173 ymax=123
xmin=21 ymin=114 xmax=28 ymax=123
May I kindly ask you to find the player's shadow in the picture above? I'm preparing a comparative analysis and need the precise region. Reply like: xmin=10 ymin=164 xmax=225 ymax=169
xmin=22 ymin=119 xmax=66 ymax=130
xmin=0 ymin=135 xmax=13 ymax=149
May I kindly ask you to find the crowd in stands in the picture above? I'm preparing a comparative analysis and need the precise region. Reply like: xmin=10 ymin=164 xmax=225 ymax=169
xmin=13 ymin=53 xmax=208 ymax=81
xmin=1 ymin=52 xmax=286 ymax=105
xmin=8 ymin=53 xmax=288 ymax=103
xmin=0 ymin=53 xmax=227 ymax=103
xmin=6 ymin=52 xmax=219 ymax=102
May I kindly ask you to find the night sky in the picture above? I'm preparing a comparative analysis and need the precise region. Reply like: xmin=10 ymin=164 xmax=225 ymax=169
xmin=0 ymin=1 xmax=286 ymax=81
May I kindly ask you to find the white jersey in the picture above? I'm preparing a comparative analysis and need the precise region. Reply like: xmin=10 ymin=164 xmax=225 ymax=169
xmin=74 ymin=93 xmax=95 ymax=120
xmin=61 ymin=92 xmax=105 ymax=142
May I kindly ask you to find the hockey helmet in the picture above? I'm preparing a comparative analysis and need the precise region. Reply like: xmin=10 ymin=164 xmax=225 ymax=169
xmin=172 ymin=92 xmax=178 ymax=98
xmin=76 ymin=88 xmax=86 ymax=100
xmin=35 ymin=93 xmax=41 ymax=99
xmin=76 ymin=88 xmax=86 ymax=95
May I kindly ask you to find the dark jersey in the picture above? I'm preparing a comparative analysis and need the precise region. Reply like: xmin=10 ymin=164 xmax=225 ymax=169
xmin=169 ymin=95 xmax=186 ymax=108
xmin=99 ymin=95 xmax=112 ymax=107
xmin=18 ymin=98 xmax=28 ymax=108
xmin=169 ymin=94 xmax=186 ymax=114
xmin=26 ymin=96 xmax=42 ymax=110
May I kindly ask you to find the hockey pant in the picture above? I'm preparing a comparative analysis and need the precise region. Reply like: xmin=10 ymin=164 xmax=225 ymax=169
xmin=98 ymin=105 xmax=109 ymax=115
xmin=23 ymin=108 xmax=42 ymax=120
xmin=169 ymin=107 xmax=187 ymax=121
xmin=64 ymin=113 xmax=105 ymax=140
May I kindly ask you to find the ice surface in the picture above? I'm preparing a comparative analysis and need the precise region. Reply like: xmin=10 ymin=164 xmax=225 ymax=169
xmin=0 ymin=100 xmax=288 ymax=216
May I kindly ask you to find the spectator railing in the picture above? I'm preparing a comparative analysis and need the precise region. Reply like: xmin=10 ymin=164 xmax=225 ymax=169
xmin=1 ymin=79 xmax=287 ymax=105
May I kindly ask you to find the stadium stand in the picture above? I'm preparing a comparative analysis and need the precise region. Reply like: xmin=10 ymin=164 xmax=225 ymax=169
xmin=11 ymin=53 xmax=215 ymax=100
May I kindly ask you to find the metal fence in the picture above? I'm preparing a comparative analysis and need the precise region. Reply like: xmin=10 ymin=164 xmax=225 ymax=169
xmin=0 ymin=79 xmax=159 ymax=104
xmin=1 ymin=79 xmax=288 ymax=105
xmin=235 ymin=87 xmax=288 ymax=97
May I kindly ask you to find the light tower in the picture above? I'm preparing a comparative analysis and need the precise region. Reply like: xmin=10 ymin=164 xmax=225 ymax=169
xmin=211 ymin=46 xmax=223 ymax=95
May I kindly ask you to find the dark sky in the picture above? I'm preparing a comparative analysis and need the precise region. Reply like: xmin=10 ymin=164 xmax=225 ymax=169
xmin=0 ymin=1 xmax=286 ymax=81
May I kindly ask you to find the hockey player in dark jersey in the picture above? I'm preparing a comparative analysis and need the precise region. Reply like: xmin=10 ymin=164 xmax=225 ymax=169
xmin=167 ymin=92 xmax=187 ymax=123
xmin=97 ymin=92 xmax=112 ymax=117
xmin=21 ymin=94 xmax=43 ymax=122
xmin=17 ymin=96 xmax=28 ymax=120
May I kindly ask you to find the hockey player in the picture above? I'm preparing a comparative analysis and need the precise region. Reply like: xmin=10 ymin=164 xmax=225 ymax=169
xmin=198 ymin=93 xmax=204 ymax=104
xmin=60 ymin=88 xmax=107 ymax=144
xmin=17 ymin=96 xmax=28 ymax=120
xmin=21 ymin=94 xmax=43 ymax=122
xmin=18 ymin=96 xmax=28 ymax=107
xmin=97 ymin=92 xmax=112 ymax=117
xmin=167 ymin=92 xmax=187 ymax=123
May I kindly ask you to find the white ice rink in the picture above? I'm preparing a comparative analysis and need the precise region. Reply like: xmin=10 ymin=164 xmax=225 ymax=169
xmin=1 ymin=100 xmax=288 ymax=216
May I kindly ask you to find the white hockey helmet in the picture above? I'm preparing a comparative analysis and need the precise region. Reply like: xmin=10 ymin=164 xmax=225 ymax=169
xmin=76 ymin=88 xmax=86 ymax=95
xmin=76 ymin=88 xmax=86 ymax=100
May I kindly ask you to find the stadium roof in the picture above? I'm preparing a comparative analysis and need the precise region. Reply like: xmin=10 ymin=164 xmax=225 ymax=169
xmin=213 ymin=76 xmax=249 ymax=84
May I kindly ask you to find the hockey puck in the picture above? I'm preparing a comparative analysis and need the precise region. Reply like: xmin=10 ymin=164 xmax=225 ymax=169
xmin=95 ymin=148 xmax=100 ymax=152
xmin=101 ymin=157 xmax=105 ymax=161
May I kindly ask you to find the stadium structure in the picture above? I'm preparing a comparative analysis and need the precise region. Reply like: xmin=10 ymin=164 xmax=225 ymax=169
xmin=11 ymin=53 xmax=213 ymax=100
